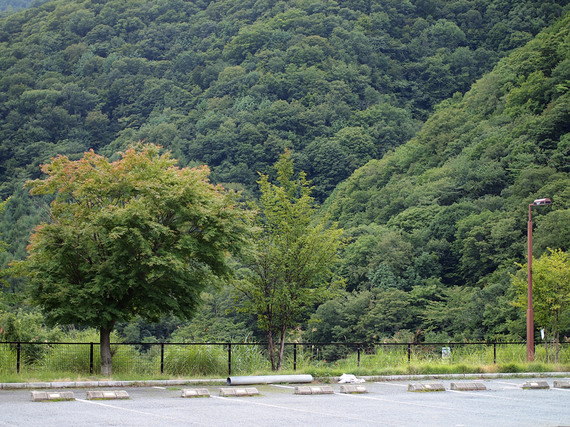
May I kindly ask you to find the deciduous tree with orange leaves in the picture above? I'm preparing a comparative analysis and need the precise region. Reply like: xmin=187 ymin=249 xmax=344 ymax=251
xmin=17 ymin=143 xmax=252 ymax=375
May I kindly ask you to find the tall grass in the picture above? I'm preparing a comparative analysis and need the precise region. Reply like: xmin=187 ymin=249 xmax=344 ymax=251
xmin=36 ymin=329 xmax=152 ymax=376
xmin=163 ymin=344 xmax=270 ymax=377
xmin=2 ymin=341 xmax=570 ymax=382
xmin=112 ymin=344 xmax=160 ymax=375
xmin=40 ymin=343 xmax=93 ymax=374
xmin=229 ymin=344 xmax=271 ymax=375
xmin=164 ymin=345 xmax=226 ymax=376
xmin=292 ymin=343 xmax=570 ymax=377
xmin=0 ymin=343 xmax=17 ymax=376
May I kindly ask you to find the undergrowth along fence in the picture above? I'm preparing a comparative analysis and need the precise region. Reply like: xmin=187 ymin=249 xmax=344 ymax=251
xmin=1 ymin=341 xmax=568 ymax=377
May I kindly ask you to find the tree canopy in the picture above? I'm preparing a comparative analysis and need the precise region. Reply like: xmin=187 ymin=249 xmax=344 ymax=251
xmin=16 ymin=143 xmax=251 ymax=374
xmin=314 ymin=13 xmax=570 ymax=344
xmin=0 ymin=0 xmax=569 ymax=355
xmin=0 ymin=0 xmax=567 ymax=201
xmin=0 ymin=0 xmax=567 ymax=281
xmin=236 ymin=151 xmax=344 ymax=370
xmin=512 ymin=248 xmax=570 ymax=361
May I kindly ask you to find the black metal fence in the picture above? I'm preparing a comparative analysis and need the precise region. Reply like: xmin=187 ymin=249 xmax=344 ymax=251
xmin=1 ymin=341 xmax=568 ymax=377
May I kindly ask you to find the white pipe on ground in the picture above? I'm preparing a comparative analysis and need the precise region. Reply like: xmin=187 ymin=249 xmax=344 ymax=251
xmin=226 ymin=374 xmax=314 ymax=386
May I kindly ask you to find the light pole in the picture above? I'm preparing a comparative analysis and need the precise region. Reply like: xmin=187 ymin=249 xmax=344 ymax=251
xmin=527 ymin=197 xmax=552 ymax=362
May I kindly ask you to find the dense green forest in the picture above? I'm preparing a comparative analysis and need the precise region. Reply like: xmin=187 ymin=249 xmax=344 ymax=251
xmin=0 ymin=0 xmax=37 ymax=13
xmin=316 ymin=13 xmax=570 ymax=345
xmin=0 ymin=0 xmax=569 ymax=347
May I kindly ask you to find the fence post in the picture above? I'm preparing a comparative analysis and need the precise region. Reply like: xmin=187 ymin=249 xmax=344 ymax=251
xmin=493 ymin=343 xmax=497 ymax=364
xmin=357 ymin=346 xmax=361 ymax=367
xmin=16 ymin=342 xmax=21 ymax=374
xmin=227 ymin=343 xmax=232 ymax=377
xmin=408 ymin=343 xmax=412 ymax=363
xmin=89 ymin=342 xmax=94 ymax=374
xmin=293 ymin=344 xmax=297 ymax=371
xmin=160 ymin=343 xmax=165 ymax=374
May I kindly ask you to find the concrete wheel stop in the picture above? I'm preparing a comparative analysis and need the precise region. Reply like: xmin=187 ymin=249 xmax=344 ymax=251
xmin=219 ymin=387 xmax=260 ymax=397
xmin=31 ymin=391 xmax=75 ymax=402
xmin=339 ymin=384 xmax=368 ymax=394
xmin=86 ymin=390 xmax=130 ymax=400
xmin=408 ymin=383 xmax=445 ymax=392
xmin=450 ymin=382 xmax=486 ymax=391
xmin=181 ymin=388 xmax=211 ymax=398
xmin=553 ymin=380 xmax=570 ymax=389
xmin=294 ymin=385 xmax=334 ymax=395
xmin=522 ymin=381 xmax=550 ymax=389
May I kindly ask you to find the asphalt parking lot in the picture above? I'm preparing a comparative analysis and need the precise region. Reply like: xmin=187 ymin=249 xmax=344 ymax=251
xmin=1 ymin=377 xmax=569 ymax=426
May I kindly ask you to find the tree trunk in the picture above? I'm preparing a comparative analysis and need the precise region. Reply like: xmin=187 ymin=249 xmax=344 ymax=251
xmin=277 ymin=326 xmax=286 ymax=371
xmin=100 ymin=326 xmax=113 ymax=376
xmin=544 ymin=328 xmax=549 ymax=363
xmin=554 ymin=331 xmax=560 ymax=363
xmin=267 ymin=325 xmax=277 ymax=371
xmin=552 ymin=311 xmax=560 ymax=363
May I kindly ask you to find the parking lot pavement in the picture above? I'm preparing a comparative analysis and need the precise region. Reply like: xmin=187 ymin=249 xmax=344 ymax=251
xmin=1 ymin=378 xmax=570 ymax=426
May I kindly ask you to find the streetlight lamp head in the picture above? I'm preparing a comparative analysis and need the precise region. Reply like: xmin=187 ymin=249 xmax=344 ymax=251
xmin=533 ymin=198 xmax=552 ymax=206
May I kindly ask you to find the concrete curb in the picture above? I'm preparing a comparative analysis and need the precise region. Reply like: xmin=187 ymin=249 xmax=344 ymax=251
xmin=0 ymin=378 xmax=227 ymax=390
xmin=331 ymin=371 xmax=570 ymax=383
xmin=2 ymin=372 xmax=569 ymax=390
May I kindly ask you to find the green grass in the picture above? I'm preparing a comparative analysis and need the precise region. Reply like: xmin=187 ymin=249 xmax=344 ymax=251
xmin=2 ymin=342 xmax=570 ymax=383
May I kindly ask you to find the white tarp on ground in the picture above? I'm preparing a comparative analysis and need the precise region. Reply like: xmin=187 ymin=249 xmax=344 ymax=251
xmin=338 ymin=374 xmax=365 ymax=383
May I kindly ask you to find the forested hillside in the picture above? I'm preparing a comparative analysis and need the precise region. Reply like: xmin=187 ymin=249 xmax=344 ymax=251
xmin=0 ymin=0 xmax=567 ymax=270
xmin=0 ymin=0 xmax=37 ymax=13
xmin=0 ymin=0 xmax=567 ymax=197
xmin=0 ymin=0 xmax=569 ymax=344
xmin=313 ymin=13 xmax=570 ymax=343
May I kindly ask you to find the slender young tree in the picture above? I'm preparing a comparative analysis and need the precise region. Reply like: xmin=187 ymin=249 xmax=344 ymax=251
xmin=0 ymin=199 xmax=9 ymax=323
xmin=17 ymin=143 xmax=251 ymax=375
xmin=236 ymin=151 xmax=344 ymax=370
xmin=512 ymin=248 xmax=570 ymax=362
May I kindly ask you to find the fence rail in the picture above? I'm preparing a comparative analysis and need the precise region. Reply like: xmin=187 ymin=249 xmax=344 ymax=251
xmin=1 ymin=341 xmax=568 ymax=377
